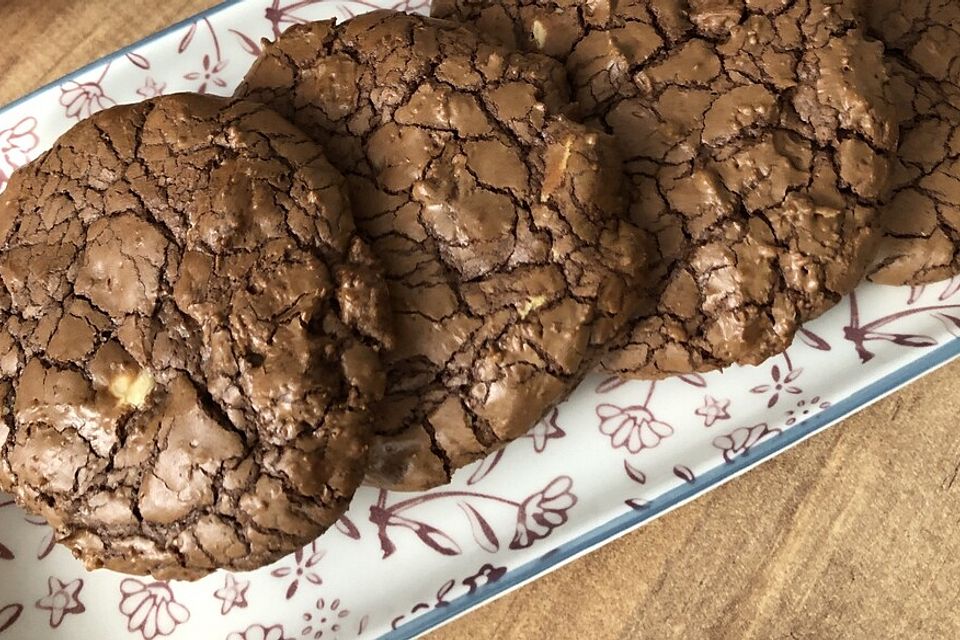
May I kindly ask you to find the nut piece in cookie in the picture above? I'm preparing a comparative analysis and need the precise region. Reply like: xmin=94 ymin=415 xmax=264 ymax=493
xmin=0 ymin=94 xmax=392 ymax=579
xmin=238 ymin=11 xmax=647 ymax=490
xmin=435 ymin=0 xmax=899 ymax=377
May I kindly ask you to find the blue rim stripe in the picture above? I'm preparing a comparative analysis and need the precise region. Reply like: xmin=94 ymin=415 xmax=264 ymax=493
xmin=3 ymin=4 xmax=959 ymax=639
xmin=385 ymin=337 xmax=960 ymax=639
xmin=0 ymin=0 xmax=246 ymax=114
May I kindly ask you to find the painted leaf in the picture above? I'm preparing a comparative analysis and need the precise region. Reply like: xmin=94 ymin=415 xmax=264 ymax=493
xmin=673 ymin=465 xmax=696 ymax=484
xmin=436 ymin=579 xmax=456 ymax=604
xmin=625 ymin=498 xmax=649 ymax=511
xmin=783 ymin=368 xmax=803 ymax=383
xmin=798 ymin=328 xmax=831 ymax=351
xmin=868 ymin=331 xmax=938 ymax=348
xmin=125 ymin=52 xmax=150 ymax=69
xmin=941 ymin=277 xmax=960 ymax=301
xmin=466 ymin=449 xmax=503 ymax=486
xmin=623 ymin=460 xmax=646 ymax=485
xmin=178 ymin=22 xmax=197 ymax=53
xmin=37 ymin=530 xmax=54 ymax=560
xmin=678 ymin=373 xmax=708 ymax=388
xmin=285 ymin=580 xmax=299 ymax=600
xmin=388 ymin=514 xmax=462 ymax=556
xmin=935 ymin=313 xmax=960 ymax=338
xmin=458 ymin=503 xmax=499 ymax=553
xmin=230 ymin=29 xmax=262 ymax=56
xmin=334 ymin=515 xmax=361 ymax=540
xmin=595 ymin=376 xmax=627 ymax=393
xmin=909 ymin=285 xmax=926 ymax=304
xmin=0 ymin=542 xmax=11 ymax=560
xmin=306 ymin=550 xmax=326 ymax=567
xmin=0 ymin=604 xmax=22 ymax=634
xmin=415 ymin=521 xmax=462 ymax=556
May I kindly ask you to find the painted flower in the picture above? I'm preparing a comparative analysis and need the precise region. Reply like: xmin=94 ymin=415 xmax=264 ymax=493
xmin=214 ymin=574 xmax=249 ymax=615
xmin=36 ymin=577 xmax=84 ymax=628
xmin=713 ymin=423 xmax=782 ymax=463
xmin=596 ymin=404 xmax=674 ymax=453
xmin=511 ymin=476 xmax=577 ymax=548
xmin=0 ymin=604 xmax=22 ymax=634
xmin=300 ymin=597 xmax=350 ymax=639
xmin=227 ymin=624 xmax=289 ymax=640
xmin=462 ymin=564 xmax=506 ymax=595
xmin=785 ymin=397 xmax=831 ymax=426
xmin=24 ymin=515 xmax=55 ymax=559
xmin=184 ymin=54 xmax=228 ymax=94
xmin=271 ymin=542 xmax=325 ymax=599
xmin=136 ymin=77 xmax=166 ymax=99
xmin=59 ymin=81 xmax=116 ymax=120
xmin=695 ymin=395 xmax=731 ymax=427
xmin=0 ymin=117 xmax=39 ymax=190
xmin=525 ymin=407 xmax=566 ymax=452
xmin=750 ymin=364 xmax=802 ymax=408
xmin=118 ymin=579 xmax=190 ymax=640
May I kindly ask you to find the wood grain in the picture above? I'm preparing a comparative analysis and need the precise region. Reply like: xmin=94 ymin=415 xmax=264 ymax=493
xmin=3 ymin=2 xmax=959 ymax=638
xmin=0 ymin=0 xmax=218 ymax=105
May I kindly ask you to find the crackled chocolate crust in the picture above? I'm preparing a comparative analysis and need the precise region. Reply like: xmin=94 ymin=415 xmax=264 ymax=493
xmin=866 ymin=1 xmax=960 ymax=285
xmin=435 ymin=0 xmax=899 ymax=377
xmin=238 ymin=11 xmax=646 ymax=490
xmin=0 ymin=94 xmax=393 ymax=579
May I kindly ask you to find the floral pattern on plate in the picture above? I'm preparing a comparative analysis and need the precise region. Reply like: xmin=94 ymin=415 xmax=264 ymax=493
xmin=0 ymin=1 xmax=959 ymax=638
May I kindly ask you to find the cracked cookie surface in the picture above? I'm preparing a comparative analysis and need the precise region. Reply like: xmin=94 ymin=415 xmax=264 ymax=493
xmin=238 ymin=10 xmax=647 ymax=490
xmin=434 ymin=0 xmax=899 ymax=377
xmin=0 ymin=94 xmax=393 ymax=579
xmin=866 ymin=1 xmax=960 ymax=285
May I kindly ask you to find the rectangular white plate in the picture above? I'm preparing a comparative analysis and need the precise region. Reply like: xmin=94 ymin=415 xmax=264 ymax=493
xmin=1 ymin=2 xmax=958 ymax=639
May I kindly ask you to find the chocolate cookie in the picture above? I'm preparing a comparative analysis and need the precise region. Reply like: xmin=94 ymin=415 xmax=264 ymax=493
xmin=435 ymin=0 xmax=898 ymax=377
xmin=866 ymin=1 xmax=960 ymax=285
xmin=238 ymin=11 xmax=646 ymax=490
xmin=0 ymin=94 xmax=393 ymax=579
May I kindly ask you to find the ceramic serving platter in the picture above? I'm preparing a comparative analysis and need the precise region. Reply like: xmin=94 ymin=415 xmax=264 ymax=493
xmin=1 ymin=1 xmax=959 ymax=639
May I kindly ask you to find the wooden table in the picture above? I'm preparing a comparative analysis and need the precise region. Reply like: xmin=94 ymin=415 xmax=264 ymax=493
xmin=4 ymin=1 xmax=960 ymax=637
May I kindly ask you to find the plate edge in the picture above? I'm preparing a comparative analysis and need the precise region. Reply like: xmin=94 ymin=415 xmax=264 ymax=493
xmin=0 ymin=0 xmax=246 ymax=115
xmin=385 ymin=337 xmax=960 ymax=640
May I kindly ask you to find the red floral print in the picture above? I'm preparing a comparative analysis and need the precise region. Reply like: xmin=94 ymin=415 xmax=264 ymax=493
xmin=0 ymin=604 xmax=22 ymax=634
xmin=227 ymin=624 xmax=290 ymax=640
xmin=597 ymin=404 xmax=674 ymax=453
xmin=695 ymin=395 xmax=731 ymax=427
xmin=0 ymin=117 xmax=39 ymax=191
xmin=214 ymin=574 xmax=250 ymax=615
xmin=59 ymin=66 xmax=115 ymax=120
xmin=750 ymin=357 xmax=803 ymax=408
xmin=118 ymin=579 xmax=190 ymax=640
xmin=136 ymin=77 xmax=166 ymax=98
xmin=713 ymin=423 xmax=782 ymax=463
xmin=462 ymin=564 xmax=506 ymax=595
xmin=511 ymin=476 xmax=577 ymax=549
xmin=271 ymin=542 xmax=325 ymax=599
xmin=301 ymin=597 xmax=351 ymax=639
xmin=36 ymin=577 xmax=84 ymax=628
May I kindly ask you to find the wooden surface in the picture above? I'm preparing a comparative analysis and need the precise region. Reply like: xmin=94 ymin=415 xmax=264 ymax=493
xmin=3 ymin=1 xmax=960 ymax=638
